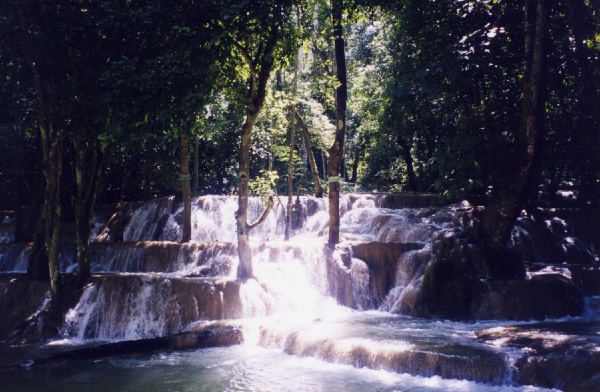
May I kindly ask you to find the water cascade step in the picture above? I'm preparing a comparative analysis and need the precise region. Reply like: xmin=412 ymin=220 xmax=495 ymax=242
xmin=257 ymin=314 xmax=510 ymax=385
xmin=1 ymin=194 xmax=599 ymax=390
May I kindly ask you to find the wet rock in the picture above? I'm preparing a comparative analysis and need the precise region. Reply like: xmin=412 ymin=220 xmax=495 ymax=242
xmin=0 ymin=243 xmax=31 ymax=272
xmin=569 ymin=265 xmax=600 ymax=296
xmin=418 ymin=228 xmax=584 ymax=320
xmin=420 ymin=256 xmax=489 ymax=320
xmin=378 ymin=193 xmax=486 ymax=209
xmin=215 ymin=279 xmax=243 ymax=319
xmin=93 ymin=201 xmax=143 ymax=242
xmin=0 ymin=277 xmax=52 ymax=343
xmin=476 ymin=274 xmax=584 ymax=320
xmin=350 ymin=241 xmax=423 ymax=306
xmin=63 ymin=276 xmax=242 ymax=341
xmin=477 ymin=321 xmax=600 ymax=391
xmin=553 ymin=208 xmax=600 ymax=251
xmin=0 ymin=221 xmax=15 ymax=244
xmin=415 ymin=225 xmax=586 ymax=320
xmin=513 ymin=209 xmax=597 ymax=266
xmin=518 ymin=349 xmax=600 ymax=392
xmin=90 ymin=241 xmax=236 ymax=274
xmin=324 ymin=246 xmax=354 ymax=308
xmin=122 ymin=197 xmax=176 ymax=242
xmin=6 ymin=322 xmax=243 ymax=369
xmin=260 ymin=323 xmax=508 ymax=384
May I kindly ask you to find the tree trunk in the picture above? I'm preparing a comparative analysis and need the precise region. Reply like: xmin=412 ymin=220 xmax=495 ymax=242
xmin=327 ymin=0 xmax=347 ymax=246
xmin=73 ymin=132 xmax=104 ymax=282
xmin=285 ymin=108 xmax=296 ymax=241
xmin=233 ymin=15 xmax=279 ymax=279
xmin=180 ymin=132 xmax=192 ymax=243
xmin=476 ymin=0 xmax=549 ymax=279
xmin=43 ymin=126 xmax=63 ymax=295
xmin=192 ymin=137 xmax=200 ymax=195
xmin=113 ymin=152 xmax=129 ymax=242
xmin=18 ymin=4 xmax=63 ymax=293
xmin=29 ymin=207 xmax=49 ymax=280
xmin=285 ymin=60 xmax=299 ymax=241
xmin=295 ymin=111 xmax=323 ymax=197
xmin=398 ymin=137 xmax=418 ymax=192
xmin=27 ymin=147 xmax=48 ymax=278
xmin=18 ymin=132 xmax=45 ymax=243
xmin=349 ymin=140 xmax=364 ymax=184
xmin=236 ymin=115 xmax=257 ymax=278
xmin=566 ymin=0 xmax=600 ymax=207
xmin=144 ymin=153 xmax=152 ymax=199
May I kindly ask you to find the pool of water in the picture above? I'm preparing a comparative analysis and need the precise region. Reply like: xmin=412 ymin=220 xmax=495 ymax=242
xmin=0 ymin=312 xmax=562 ymax=392
xmin=0 ymin=343 xmax=555 ymax=392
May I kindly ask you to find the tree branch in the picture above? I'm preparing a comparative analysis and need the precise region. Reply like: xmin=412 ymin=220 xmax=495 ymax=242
xmin=232 ymin=39 xmax=257 ymax=79
xmin=248 ymin=196 xmax=274 ymax=232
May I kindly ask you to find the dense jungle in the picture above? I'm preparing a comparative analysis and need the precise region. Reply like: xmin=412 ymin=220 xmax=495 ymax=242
xmin=1 ymin=1 xmax=599 ymax=391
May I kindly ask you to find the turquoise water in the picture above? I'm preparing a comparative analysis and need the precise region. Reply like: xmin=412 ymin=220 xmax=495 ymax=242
xmin=0 ymin=344 xmax=553 ymax=392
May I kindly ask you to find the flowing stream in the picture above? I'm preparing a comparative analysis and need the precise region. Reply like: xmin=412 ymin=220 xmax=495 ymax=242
xmin=1 ymin=194 xmax=597 ymax=391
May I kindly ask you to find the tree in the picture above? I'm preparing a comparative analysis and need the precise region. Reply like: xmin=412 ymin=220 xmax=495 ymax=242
xmin=477 ymin=0 xmax=551 ymax=278
xmin=327 ymin=0 xmax=348 ymax=246
xmin=285 ymin=57 xmax=300 ymax=241
xmin=565 ymin=0 xmax=600 ymax=207
xmin=100 ymin=1 xmax=229 ymax=243
xmin=224 ymin=0 xmax=301 ymax=278
xmin=13 ymin=1 xmax=75 ymax=294
xmin=295 ymin=110 xmax=324 ymax=197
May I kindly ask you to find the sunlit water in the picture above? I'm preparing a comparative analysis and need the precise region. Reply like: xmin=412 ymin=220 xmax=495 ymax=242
xmin=1 ymin=312 xmax=558 ymax=392
xmin=0 ymin=343 xmax=556 ymax=392
xmin=0 ymin=307 xmax=567 ymax=391
xmin=0 ymin=195 xmax=595 ymax=391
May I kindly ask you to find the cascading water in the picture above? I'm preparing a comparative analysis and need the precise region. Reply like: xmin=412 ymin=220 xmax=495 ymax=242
xmin=2 ymin=194 xmax=599 ymax=391
xmin=0 ymin=243 xmax=31 ymax=272
xmin=48 ymin=194 xmax=439 ymax=343
xmin=0 ymin=213 xmax=15 ymax=244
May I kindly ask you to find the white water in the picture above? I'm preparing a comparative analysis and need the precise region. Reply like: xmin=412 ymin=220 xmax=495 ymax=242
xmin=0 ymin=344 xmax=557 ymax=392
xmin=0 ymin=243 xmax=31 ymax=272
xmin=0 ymin=213 xmax=15 ymax=243
xmin=1 ymin=195 xmax=597 ymax=390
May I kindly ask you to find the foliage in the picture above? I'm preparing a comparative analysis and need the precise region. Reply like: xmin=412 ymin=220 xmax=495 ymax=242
xmin=0 ymin=0 xmax=599 ymax=211
xmin=249 ymin=169 xmax=280 ymax=197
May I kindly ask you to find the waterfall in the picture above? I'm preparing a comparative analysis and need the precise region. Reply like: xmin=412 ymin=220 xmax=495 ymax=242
xmin=89 ymin=242 xmax=236 ymax=275
xmin=61 ymin=275 xmax=239 ymax=342
xmin=108 ymin=195 xmax=377 ymax=243
xmin=0 ymin=243 xmax=31 ymax=272
xmin=3 ymin=194 xmax=598 ymax=344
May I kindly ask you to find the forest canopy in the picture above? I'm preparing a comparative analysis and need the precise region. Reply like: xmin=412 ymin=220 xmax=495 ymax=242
xmin=1 ymin=0 xmax=599 ymax=283
xmin=1 ymin=0 xmax=598 ymax=208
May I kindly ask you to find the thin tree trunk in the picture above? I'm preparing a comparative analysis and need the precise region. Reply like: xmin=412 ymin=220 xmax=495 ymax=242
xmin=327 ymin=0 xmax=347 ymax=246
xmin=398 ymin=137 xmax=417 ymax=192
xmin=349 ymin=140 xmax=364 ymax=184
xmin=567 ymin=0 xmax=599 ymax=207
xmin=18 ymin=4 xmax=62 ymax=293
xmin=114 ymin=151 xmax=128 ymax=242
xmin=144 ymin=153 xmax=152 ymax=199
xmin=295 ymin=111 xmax=323 ymax=197
xmin=73 ymin=131 xmax=105 ymax=281
xmin=285 ymin=113 xmax=296 ymax=241
xmin=236 ymin=111 xmax=275 ymax=277
xmin=180 ymin=132 xmax=192 ymax=243
xmin=27 ymin=142 xmax=48 ymax=277
xmin=43 ymin=127 xmax=63 ymax=295
xmin=233 ymin=13 xmax=280 ymax=279
xmin=192 ymin=137 xmax=200 ymax=195
xmin=18 ymin=132 xmax=45 ymax=243
xmin=236 ymin=114 xmax=258 ymax=278
xmin=476 ymin=0 xmax=549 ymax=278
xmin=285 ymin=59 xmax=299 ymax=241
